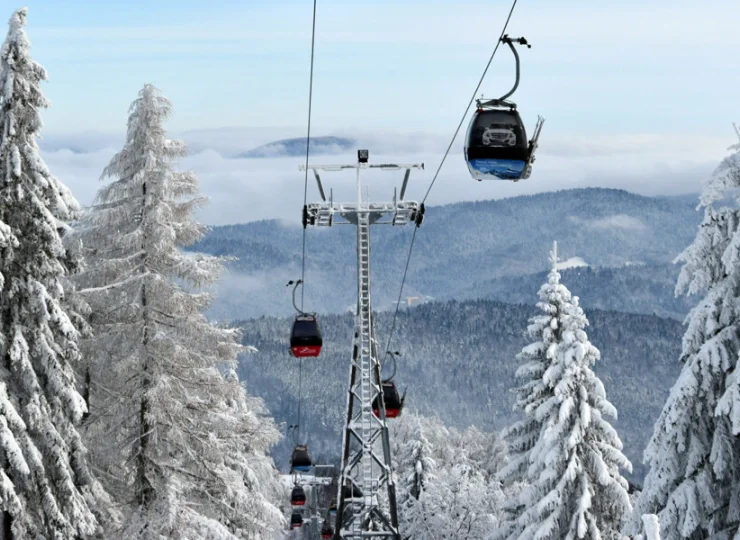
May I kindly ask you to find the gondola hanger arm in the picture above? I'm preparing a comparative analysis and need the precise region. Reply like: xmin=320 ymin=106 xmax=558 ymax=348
xmin=383 ymin=350 xmax=401 ymax=381
xmin=287 ymin=279 xmax=305 ymax=315
xmin=477 ymin=35 xmax=532 ymax=110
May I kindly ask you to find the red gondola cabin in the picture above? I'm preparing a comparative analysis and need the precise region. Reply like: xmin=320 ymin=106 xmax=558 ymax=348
xmin=372 ymin=381 xmax=404 ymax=419
xmin=321 ymin=521 xmax=334 ymax=539
xmin=290 ymin=314 xmax=323 ymax=357
xmin=290 ymin=485 xmax=306 ymax=507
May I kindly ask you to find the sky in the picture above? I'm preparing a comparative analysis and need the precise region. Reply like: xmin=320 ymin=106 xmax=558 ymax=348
xmin=4 ymin=0 xmax=740 ymax=223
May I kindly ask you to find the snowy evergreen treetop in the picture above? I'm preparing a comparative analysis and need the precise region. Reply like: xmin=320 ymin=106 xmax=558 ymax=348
xmin=1 ymin=8 xmax=78 ymax=222
xmin=496 ymin=241 xmax=632 ymax=540
xmin=629 ymin=126 xmax=740 ymax=539
xmin=0 ymin=7 xmax=104 ymax=537
xmin=76 ymin=84 xmax=284 ymax=539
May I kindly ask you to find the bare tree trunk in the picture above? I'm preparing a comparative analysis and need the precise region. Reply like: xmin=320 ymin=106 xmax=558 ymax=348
xmin=136 ymin=181 xmax=154 ymax=509
xmin=2 ymin=510 xmax=11 ymax=540
xmin=3 ymin=255 xmax=13 ymax=540
xmin=81 ymin=367 xmax=91 ymax=424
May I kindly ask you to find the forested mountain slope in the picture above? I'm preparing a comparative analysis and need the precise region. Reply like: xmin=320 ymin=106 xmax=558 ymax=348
xmin=236 ymin=298 xmax=683 ymax=481
xmin=194 ymin=188 xmax=701 ymax=319
xmin=460 ymin=262 xmax=694 ymax=320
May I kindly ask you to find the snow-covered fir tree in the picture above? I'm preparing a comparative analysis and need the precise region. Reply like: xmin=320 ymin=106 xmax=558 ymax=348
xmin=0 ymin=8 xmax=102 ymax=538
xmin=394 ymin=413 xmax=436 ymax=507
xmin=390 ymin=412 xmax=506 ymax=539
xmin=494 ymin=242 xmax=632 ymax=540
xmin=188 ymin=368 xmax=285 ymax=537
xmin=627 ymin=128 xmax=740 ymax=540
xmin=76 ymin=84 xmax=284 ymax=539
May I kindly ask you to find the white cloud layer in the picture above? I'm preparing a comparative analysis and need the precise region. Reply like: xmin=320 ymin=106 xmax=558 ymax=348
xmin=569 ymin=215 xmax=648 ymax=232
xmin=41 ymin=128 xmax=732 ymax=226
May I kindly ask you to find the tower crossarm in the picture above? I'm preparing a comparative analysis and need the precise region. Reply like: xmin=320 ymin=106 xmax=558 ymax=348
xmin=300 ymin=153 xmax=423 ymax=229
xmin=305 ymin=201 xmax=420 ymax=227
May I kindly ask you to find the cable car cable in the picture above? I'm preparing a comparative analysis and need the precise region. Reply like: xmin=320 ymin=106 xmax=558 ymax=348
xmin=383 ymin=231 xmax=417 ymax=358
xmin=383 ymin=0 xmax=521 ymax=354
xmin=300 ymin=0 xmax=318 ymax=311
xmin=297 ymin=356 xmax=303 ymax=442
xmin=296 ymin=0 xmax=318 ymax=449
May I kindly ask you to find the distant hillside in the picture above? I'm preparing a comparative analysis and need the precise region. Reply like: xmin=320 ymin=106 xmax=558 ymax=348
xmin=452 ymin=262 xmax=694 ymax=320
xmin=236 ymin=136 xmax=355 ymax=158
xmin=236 ymin=298 xmax=684 ymax=481
xmin=192 ymin=188 xmax=702 ymax=320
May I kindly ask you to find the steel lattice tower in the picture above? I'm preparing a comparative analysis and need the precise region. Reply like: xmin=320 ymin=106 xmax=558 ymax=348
xmin=300 ymin=151 xmax=423 ymax=540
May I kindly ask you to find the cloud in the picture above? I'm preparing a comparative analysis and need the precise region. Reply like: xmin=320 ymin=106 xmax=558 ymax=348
xmin=44 ymin=127 xmax=732 ymax=162
xmin=41 ymin=131 xmax=123 ymax=153
xmin=40 ymin=128 xmax=729 ymax=226
xmin=44 ymin=147 xmax=117 ymax=208
xmin=569 ymin=215 xmax=648 ymax=232
xmin=540 ymin=134 xmax=730 ymax=161
xmin=590 ymin=215 xmax=647 ymax=231
xmin=205 ymin=266 xmax=300 ymax=321
xmin=556 ymin=256 xmax=589 ymax=270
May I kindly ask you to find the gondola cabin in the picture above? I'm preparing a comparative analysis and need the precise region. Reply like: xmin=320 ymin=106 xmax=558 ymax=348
xmin=290 ymin=314 xmax=323 ymax=357
xmin=290 ymin=485 xmax=306 ymax=507
xmin=465 ymin=108 xmax=531 ymax=181
xmin=291 ymin=445 xmax=312 ymax=473
xmin=321 ymin=522 xmax=334 ymax=539
xmin=342 ymin=483 xmax=363 ymax=500
xmin=372 ymin=381 xmax=404 ymax=419
xmin=290 ymin=512 xmax=303 ymax=530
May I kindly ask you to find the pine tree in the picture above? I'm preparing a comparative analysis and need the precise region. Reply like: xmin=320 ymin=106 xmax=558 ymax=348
xmin=459 ymin=425 xmax=508 ymax=483
xmin=494 ymin=242 xmax=632 ymax=540
xmin=0 ymin=8 xmax=101 ymax=538
xmin=627 ymin=127 xmax=740 ymax=540
xmin=391 ymin=413 xmax=503 ymax=540
xmin=76 ymin=84 xmax=283 ymax=539
xmin=191 ymin=368 xmax=285 ymax=538
xmin=394 ymin=413 xmax=436 ymax=505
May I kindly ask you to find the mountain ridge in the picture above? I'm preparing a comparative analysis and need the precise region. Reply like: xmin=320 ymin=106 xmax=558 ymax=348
xmin=236 ymin=135 xmax=355 ymax=158
xmin=191 ymin=187 xmax=702 ymax=320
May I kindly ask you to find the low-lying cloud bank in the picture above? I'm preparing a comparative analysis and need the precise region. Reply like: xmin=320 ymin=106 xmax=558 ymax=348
xmin=41 ymin=128 xmax=730 ymax=225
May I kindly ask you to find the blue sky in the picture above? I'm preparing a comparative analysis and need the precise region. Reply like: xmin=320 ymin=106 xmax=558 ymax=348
xmin=11 ymin=0 xmax=740 ymax=137
xmin=4 ymin=1 xmax=740 ymax=225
